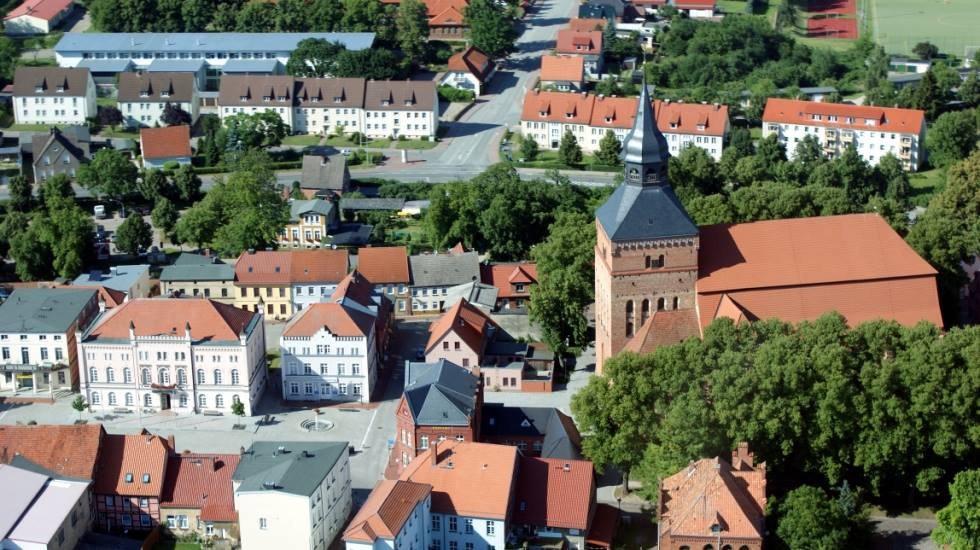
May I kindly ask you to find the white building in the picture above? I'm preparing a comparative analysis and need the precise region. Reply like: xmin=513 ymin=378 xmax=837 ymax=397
xmin=0 ymin=464 xmax=91 ymax=550
xmin=762 ymin=98 xmax=927 ymax=171
xmin=520 ymin=90 xmax=730 ymax=161
xmin=3 ymin=0 xmax=74 ymax=35
xmin=218 ymin=76 xmax=438 ymax=139
xmin=77 ymin=298 xmax=267 ymax=416
xmin=234 ymin=441 xmax=352 ymax=550
xmin=12 ymin=67 xmax=96 ymax=126
xmin=54 ymin=32 xmax=375 ymax=91
xmin=440 ymin=46 xmax=496 ymax=97
xmin=73 ymin=264 xmax=152 ymax=300
xmin=344 ymin=480 xmax=432 ymax=550
xmin=281 ymin=272 xmax=389 ymax=403
xmin=117 ymin=72 xmax=199 ymax=128
xmin=0 ymin=288 xmax=99 ymax=396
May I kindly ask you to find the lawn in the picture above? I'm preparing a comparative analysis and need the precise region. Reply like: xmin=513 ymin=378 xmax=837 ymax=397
xmin=394 ymin=139 xmax=438 ymax=150
xmin=796 ymin=36 xmax=860 ymax=53
xmin=99 ymin=128 xmax=140 ymax=139
xmin=283 ymin=134 xmax=323 ymax=146
xmin=869 ymin=0 xmax=980 ymax=56
xmin=97 ymin=97 xmax=118 ymax=108
xmin=324 ymin=136 xmax=392 ymax=148
xmin=909 ymin=166 xmax=944 ymax=205
xmin=4 ymin=123 xmax=61 ymax=132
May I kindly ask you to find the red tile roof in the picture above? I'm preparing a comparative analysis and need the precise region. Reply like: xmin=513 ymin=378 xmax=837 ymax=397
xmin=480 ymin=262 xmax=537 ymax=298
xmin=586 ymin=504 xmax=619 ymax=549
xmin=344 ymin=480 xmax=432 ymax=542
xmin=447 ymin=46 xmax=495 ymax=82
xmin=429 ymin=2 xmax=465 ymax=25
xmin=140 ymin=125 xmax=192 ymax=160
xmin=282 ymin=302 xmax=375 ymax=338
xmin=673 ymin=0 xmax=715 ymax=8
xmin=540 ymin=56 xmax=585 ymax=83
xmin=400 ymin=441 xmax=518 ymax=520
xmin=763 ymin=98 xmax=925 ymax=135
xmin=95 ymin=286 xmax=127 ymax=309
xmin=86 ymin=298 xmax=256 ymax=342
xmin=356 ymin=246 xmax=410 ymax=285
xmin=521 ymin=89 xmax=595 ymax=125
xmin=567 ymin=18 xmax=607 ymax=31
xmin=4 ymin=0 xmax=72 ymax=22
xmin=94 ymin=433 xmax=171 ymax=497
xmin=513 ymin=457 xmax=595 ymax=530
xmin=0 ymin=424 xmax=105 ymax=480
xmin=161 ymin=454 xmax=240 ymax=521
xmin=235 ymin=249 xmax=349 ymax=285
xmin=426 ymin=298 xmax=497 ymax=354
xmin=556 ymin=30 xmax=603 ymax=55
xmin=622 ymin=308 xmax=701 ymax=354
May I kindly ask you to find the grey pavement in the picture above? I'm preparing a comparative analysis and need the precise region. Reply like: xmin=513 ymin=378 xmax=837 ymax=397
xmin=871 ymin=516 xmax=939 ymax=550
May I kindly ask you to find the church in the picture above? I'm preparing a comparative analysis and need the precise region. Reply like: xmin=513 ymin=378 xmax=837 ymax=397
xmin=593 ymin=86 xmax=944 ymax=373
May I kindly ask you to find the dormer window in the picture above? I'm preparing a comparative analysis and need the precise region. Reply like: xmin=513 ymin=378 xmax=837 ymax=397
xmin=161 ymin=91 xmax=170 ymax=98
xmin=240 ymin=95 xmax=248 ymax=102
xmin=864 ymin=119 xmax=875 ymax=126
xmin=56 ymin=86 xmax=65 ymax=93
xmin=670 ymin=123 xmax=678 ymax=129
xmin=142 ymin=474 xmax=150 ymax=484
xmin=604 ymin=116 xmax=612 ymax=123
xmin=539 ymin=110 xmax=547 ymax=117
xmin=697 ymin=124 xmax=705 ymax=131
xmin=812 ymin=114 xmax=821 ymax=121
xmin=382 ymin=100 xmax=391 ymax=106
xmin=277 ymin=95 xmax=287 ymax=101
xmin=125 ymin=473 xmax=134 ymax=483
xmin=311 ymin=97 xmax=319 ymax=103
xmin=828 ymin=115 xmax=837 ymax=122
xmin=140 ymin=90 xmax=150 ymax=98
xmin=333 ymin=96 xmax=342 ymax=103
xmin=34 ymin=85 xmax=43 ymax=93
xmin=263 ymin=96 xmax=271 ymax=102
xmin=404 ymin=99 xmax=413 ymax=106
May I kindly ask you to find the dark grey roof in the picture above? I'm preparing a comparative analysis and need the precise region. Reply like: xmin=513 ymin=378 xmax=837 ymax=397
xmin=622 ymin=82 xmax=668 ymax=167
xmin=160 ymin=253 xmax=234 ymax=282
xmin=13 ymin=67 xmax=91 ymax=98
xmin=480 ymin=404 xmax=582 ymax=460
xmin=289 ymin=199 xmax=334 ymax=222
xmin=76 ymin=59 xmax=134 ymax=73
xmin=340 ymin=198 xmax=406 ymax=211
xmin=118 ymin=72 xmax=196 ymax=103
xmin=221 ymin=59 xmax=282 ymax=73
xmin=233 ymin=441 xmax=348 ymax=496
xmin=403 ymin=360 xmax=478 ymax=427
xmin=32 ymin=128 xmax=90 ymax=165
xmin=328 ymin=224 xmax=373 ymax=246
xmin=467 ymin=282 xmax=498 ymax=309
xmin=595 ymin=183 xmax=697 ymax=241
xmin=409 ymin=251 xmax=480 ymax=287
xmin=300 ymin=154 xmax=349 ymax=191
xmin=0 ymin=289 xmax=97 ymax=334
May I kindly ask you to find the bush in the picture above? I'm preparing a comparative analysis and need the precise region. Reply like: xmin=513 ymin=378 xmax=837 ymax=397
xmin=162 ymin=160 xmax=180 ymax=171
xmin=437 ymin=84 xmax=476 ymax=103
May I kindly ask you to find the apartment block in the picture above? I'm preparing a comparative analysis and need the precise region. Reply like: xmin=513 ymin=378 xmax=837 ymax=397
xmin=521 ymin=90 xmax=729 ymax=161
xmin=12 ymin=66 xmax=97 ymax=125
xmin=217 ymin=76 xmax=438 ymax=139
xmin=762 ymin=98 xmax=926 ymax=171
xmin=77 ymin=298 xmax=267 ymax=416
xmin=117 ymin=72 xmax=198 ymax=128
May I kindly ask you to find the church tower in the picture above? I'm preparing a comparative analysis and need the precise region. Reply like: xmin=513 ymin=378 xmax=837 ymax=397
xmin=594 ymin=84 xmax=700 ymax=374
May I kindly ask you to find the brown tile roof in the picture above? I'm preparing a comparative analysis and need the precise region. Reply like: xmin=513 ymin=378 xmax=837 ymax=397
xmin=357 ymin=246 xmax=410 ymax=285
xmin=480 ymin=262 xmax=537 ymax=298
xmin=0 ymin=424 xmax=105 ymax=480
xmin=622 ymin=308 xmax=701 ymax=354
xmin=94 ymin=286 xmax=127 ymax=309
xmin=86 ymin=298 xmax=257 ymax=342
xmin=540 ymin=55 xmax=585 ymax=83
xmin=160 ymin=454 xmax=240 ymax=522
xmin=763 ymin=98 xmax=925 ymax=135
xmin=13 ymin=67 xmax=90 ymax=97
xmin=117 ymin=72 xmax=196 ymax=103
xmin=400 ymin=441 xmax=518 ymax=520
xmin=282 ymin=302 xmax=375 ymax=338
xmin=425 ymin=298 xmax=497 ymax=355
xmin=295 ymin=77 xmax=366 ymax=108
xmin=556 ymin=30 xmax=603 ymax=55
xmin=586 ymin=504 xmax=619 ymax=548
xmin=94 ymin=433 xmax=171 ymax=497
xmin=659 ymin=444 xmax=765 ymax=543
xmin=234 ymin=250 xmax=349 ymax=285
xmin=447 ymin=46 xmax=495 ymax=81
xmin=5 ymin=0 xmax=73 ymax=22
xmin=217 ymin=74 xmax=296 ymax=107
xmin=567 ymin=18 xmax=607 ymax=31
xmin=140 ymin=125 xmax=192 ymax=160
xmin=521 ymin=89 xmax=595 ymax=125
xmin=364 ymin=80 xmax=436 ymax=112
xmin=344 ymin=480 xmax=432 ymax=542
xmin=513 ymin=457 xmax=594 ymax=530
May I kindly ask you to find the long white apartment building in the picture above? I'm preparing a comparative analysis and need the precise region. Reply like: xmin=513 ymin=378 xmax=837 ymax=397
xmin=12 ymin=67 xmax=97 ymax=125
xmin=54 ymin=32 xmax=375 ymax=90
xmin=77 ymin=298 xmax=267 ymax=416
xmin=520 ymin=90 xmax=730 ymax=161
xmin=117 ymin=72 xmax=199 ymax=128
xmin=217 ymin=76 xmax=438 ymax=139
xmin=280 ymin=272 xmax=388 ymax=403
xmin=762 ymin=98 xmax=927 ymax=171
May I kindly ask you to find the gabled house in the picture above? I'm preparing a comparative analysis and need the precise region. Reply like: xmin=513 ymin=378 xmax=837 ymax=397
xmin=92 ymin=432 xmax=172 ymax=532
xmin=480 ymin=404 xmax=582 ymax=459
xmin=480 ymin=262 xmax=537 ymax=312
xmin=160 ymin=453 xmax=240 ymax=544
xmin=408 ymin=250 xmax=481 ymax=314
xmin=344 ymin=480 xmax=432 ymax=550
xmin=233 ymin=249 xmax=350 ymax=320
xmin=4 ymin=0 xmax=73 ymax=35
xmin=555 ymin=31 xmax=604 ymax=79
xmin=355 ymin=246 xmax=411 ymax=315
xmin=299 ymin=152 xmax=350 ymax=197
xmin=30 ymin=126 xmax=90 ymax=182
xmin=279 ymin=198 xmax=340 ymax=248
xmin=539 ymin=55 xmax=586 ymax=92
xmin=140 ymin=125 xmax=192 ymax=169
xmin=424 ymin=299 xmax=498 ymax=369
xmin=441 ymin=46 xmax=496 ymax=97
xmin=0 ymin=463 xmax=91 ymax=550
xmin=159 ymin=252 xmax=236 ymax=303
xmin=512 ymin=457 xmax=595 ymax=550
xmin=118 ymin=72 xmax=199 ymax=129
xmin=13 ymin=67 xmax=96 ymax=126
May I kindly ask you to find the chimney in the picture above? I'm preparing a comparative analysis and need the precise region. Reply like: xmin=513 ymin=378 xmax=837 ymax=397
xmin=129 ymin=320 xmax=136 ymax=340
xmin=167 ymin=435 xmax=176 ymax=450
xmin=185 ymin=322 xmax=192 ymax=340
xmin=240 ymin=446 xmax=246 ymax=455
xmin=732 ymin=441 xmax=754 ymax=469
xmin=430 ymin=440 xmax=439 ymax=466
xmin=563 ymin=463 xmax=570 ymax=472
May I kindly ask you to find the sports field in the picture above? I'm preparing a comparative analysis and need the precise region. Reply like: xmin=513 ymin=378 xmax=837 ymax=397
xmin=870 ymin=0 xmax=980 ymax=56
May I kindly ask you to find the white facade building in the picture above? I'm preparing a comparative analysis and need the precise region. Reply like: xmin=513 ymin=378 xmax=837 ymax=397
xmin=762 ymin=98 xmax=927 ymax=171
xmin=3 ymin=0 xmax=74 ymax=35
xmin=77 ymin=299 xmax=267 ymax=416
xmin=117 ymin=72 xmax=199 ymax=128
xmin=12 ymin=67 xmax=97 ymax=126
xmin=234 ymin=441 xmax=352 ymax=550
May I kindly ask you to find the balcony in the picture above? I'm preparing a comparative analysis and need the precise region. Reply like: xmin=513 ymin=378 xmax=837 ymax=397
xmin=899 ymin=148 xmax=912 ymax=159
xmin=824 ymin=128 xmax=838 ymax=137
xmin=901 ymin=136 xmax=912 ymax=145
xmin=841 ymin=132 xmax=854 ymax=142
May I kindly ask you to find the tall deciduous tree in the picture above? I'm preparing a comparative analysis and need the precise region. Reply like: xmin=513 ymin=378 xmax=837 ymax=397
xmin=152 ymin=197 xmax=180 ymax=242
xmin=98 ymin=106 xmax=124 ymax=130
xmin=396 ymin=0 xmax=430 ymax=67
xmin=595 ymin=130 xmax=622 ymax=166
xmin=161 ymin=103 xmax=192 ymax=126
xmin=77 ymin=148 xmax=139 ymax=201
xmin=285 ymin=38 xmax=346 ymax=77
xmin=332 ymin=49 xmax=403 ymax=80
xmin=933 ymin=469 xmax=980 ymax=549
xmin=309 ymin=0 xmax=343 ymax=31
xmin=234 ymin=1 xmax=276 ymax=31
xmin=7 ymin=175 xmax=32 ymax=212
xmin=520 ymin=134 xmax=539 ymax=161
xmin=115 ymin=215 xmax=153 ymax=255
xmin=774 ymin=486 xmax=867 ymax=549
xmin=275 ymin=0 xmax=309 ymax=31
xmin=465 ymin=0 xmax=517 ymax=58
xmin=172 ymin=164 xmax=202 ymax=202
xmin=927 ymin=109 xmax=978 ymax=168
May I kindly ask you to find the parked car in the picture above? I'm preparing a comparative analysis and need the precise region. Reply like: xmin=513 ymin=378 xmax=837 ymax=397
xmin=93 ymin=205 xmax=106 ymax=219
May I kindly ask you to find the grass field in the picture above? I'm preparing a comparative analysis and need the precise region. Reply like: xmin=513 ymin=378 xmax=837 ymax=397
xmin=869 ymin=0 xmax=980 ymax=56
xmin=282 ymin=134 xmax=323 ymax=146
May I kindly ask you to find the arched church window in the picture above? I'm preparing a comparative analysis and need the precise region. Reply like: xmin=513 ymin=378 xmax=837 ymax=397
xmin=625 ymin=300 xmax=635 ymax=338
xmin=657 ymin=297 xmax=666 ymax=311
xmin=673 ymin=296 xmax=679 ymax=310
xmin=641 ymin=299 xmax=650 ymax=326
xmin=656 ymin=254 xmax=664 ymax=267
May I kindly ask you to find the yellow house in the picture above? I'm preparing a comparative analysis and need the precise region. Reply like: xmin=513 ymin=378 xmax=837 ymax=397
xmin=278 ymin=199 xmax=340 ymax=248
xmin=234 ymin=249 xmax=350 ymax=321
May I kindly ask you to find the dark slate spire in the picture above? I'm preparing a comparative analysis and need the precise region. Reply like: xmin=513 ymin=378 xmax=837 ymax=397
xmin=621 ymin=81 xmax=669 ymax=186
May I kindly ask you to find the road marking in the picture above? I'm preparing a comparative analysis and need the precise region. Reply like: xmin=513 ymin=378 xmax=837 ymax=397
xmin=360 ymin=407 xmax=379 ymax=450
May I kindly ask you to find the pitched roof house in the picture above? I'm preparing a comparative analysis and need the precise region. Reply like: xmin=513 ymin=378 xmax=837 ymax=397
xmin=512 ymin=456 xmax=595 ymax=548
xmin=0 ymin=424 xmax=106 ymax=480
xmin=539 ymin=55 xmax=586 ymax=91
xmin=4 ymin=0 xmax=74 ymax=35
xmin=299 ymin=153 xmax=351 ymax=197
xmin=30 ymin=126 xmax=90 ymax=182
xmin=343 ymin=479 xmax=432 ymax=545
xmin=424 ymin=298 xmax=499 ymax=368
xmin=140 ymin=125 xmax=192 ymax=168
xmin=480 ymin=262 xmax=537 ymax=312
xmin=480 ymin=404 xmax=582 ymax=459
xmin=556 ymin=30 xmax=603 ymax=56
xmin=442 ymin=46 xmax=496 ymax=96
xmin=92 ymin=432 xmax=173 ymax=531
xmin=160 ymin=453 xmax=240 ymax=540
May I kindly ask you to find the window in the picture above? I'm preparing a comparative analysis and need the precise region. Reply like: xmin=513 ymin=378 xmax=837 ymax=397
xmin=420 ymin=435 xmax=429 ymax=449
xmin=259 ymin=518 xmax=268 ymax=530
xmin=216 ymin=394 xmax=224 ymax=408
xmin=142 ymin=368 xmax=151 ymax=385
xmin=124 ymin=367 xmax=132 ymax=383
xmin=108 ymin=392 xmax=117 ymax=405
xmin=465 ymin=544 xmax=474 ymax=550
xmin=231 ymin=369 xmax=240 ymax=385
xmin=177 ymin=369 xmax=186 ymax=385
xmin=213 ymin=370 xmax=222 ymax=384
xmin=89 ymin=367 xmax=98 ymax=382
xmin=167 ymin=516 xmax=176 ymax=528
xmin=625 ymin=300 xmax=634 ymax=338
xmin=198 ymin=394 xmax=207 ymax=409
xmin=465 ymin=518 xmax=473 ymax=534
xmin=486 ymin=521 xmax=495 ymax=535
xmin=144 ymin=393 xmax=153 ymax=407
xmin=657 ymin=297 xmax=666 ymax=311
xmin=432 ymin=515 xmax=441 ymax=530
xmin=91 ymin=391 xmax=100 ymax=404
xmin=179 ymin=394 xmax=188 ymax=408
xmin=121 ymin=515 xmax=132 ymax=527
xmin=449 ymin=543 xmax=458 ymax=550
xmin=290 ymin=382 xmax=299 ymax=394
xmin=197 ymin=369 xmax=205 ymax=384
xmin=158 ymin=368 xmax=170 ymax=384
xmin=125 ymin=393 xmax=134 ymax=406
xmin=449 ymin=516 xmax=457 ymax=533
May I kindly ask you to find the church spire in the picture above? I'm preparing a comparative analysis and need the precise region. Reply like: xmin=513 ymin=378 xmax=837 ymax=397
xmin=621 ymin=81 xmax=669 ymax=186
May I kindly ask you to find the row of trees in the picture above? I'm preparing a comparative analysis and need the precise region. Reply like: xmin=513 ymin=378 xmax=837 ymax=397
xmin=285 ymin=39 xmax=407 ymax=81
xmin=572 ymin=314 xmax=980 ymax=542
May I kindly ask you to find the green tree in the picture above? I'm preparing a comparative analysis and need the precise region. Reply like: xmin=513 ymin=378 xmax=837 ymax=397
xmin=341 ymin=0 xmax=384 ymax=32
xmin=557 ymin=129 xmax=583 ymax=166
xmin=284 ymin=38 xmax=346 ymax=77
xmin=912 ymin=41 xmax=939 ymax=60
xmin=309 ymin=0 xmax=343 ymax=31
xmin=669 ymin=145 xmax=721 ymax=196
xmin=223 ymin=111 xmax=289 ymax=149
xmin=835 ymin=143 xmax=874 ymax=203
xmin=77 ymin=148 xmax=138 ymax=202
xmin=181 ymin=0 xmax=214 ymax=32
xmin=793 ymin=134 xmax=824 ymax=169
xmin=44 ymin=200 xmax=94 ymax=279
xmin=98 ymin=105 xmax=124 ymax=130
xmin=231 ymin=399 xmax=247 ymax=427
xmin=71 ymin=395 xmax=88 ymax=422
xmin=396 ymin=0 xmax=430 ymax=67
xmin=465 ymin=0 xmax=517 ymax=58
xmin=912 ymin=69 xmax=946 ymax=120
xmin=0 ymin=37 xmax=20 ymax=81
xmin=0 ymin=211 xmax=29 ymax=258
xmin=9 ymin=223 xmax=53 ymax=281
xmin=38 ymin=173 xmax=74 ymax=209
xmin=172 ymin=164 xmax=202 ymax=202
xmin=115 ymin=215 xmax=153 ymax=255
xmin=7 ymin=175 xmax=32 ymax=213
xmin=529 ymin=212 xmax=595 ymax=365
xmin=933 ymin=469 xmax=980 ymax=549
xmin=210 ymin=2 xmax=239 ymax=31
xmin=275 ymin=0 xmax=309 ymax=31
xmin=774 ymin=486 xmax=861 ymax=549
xmin=155 ymin=0 xmax=184 ymax=32
xmin=520 ymin=134 xmax=539 ymax=161
xmin=332 ymin=48 xmax=403 ymax=80
xmin=927 ymin=109 xmax=978 ymax=168
xmin=137 ymin=169 xmax=169 ymax=202
xmin=756 ymin=133 xmax=787 ymax=169
xmin=875 ymin=153 xmax=911 ymax=203
xmin=960 ymin=71 xmax=980 ymax=107
xmin=160 ymin=103 xmax=192 ymax=126
xmin=152 ymin=197 xmax=180 ymax=242
xmin=175 ymin=196 xmax=222 ymax=248
xmin=235 ymin=1 xmax=276 ymax=31
xmin=686 ymin=193 xmax=734 ymax=224
xmin=595 ymin=130 xmax=622 ymax=166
